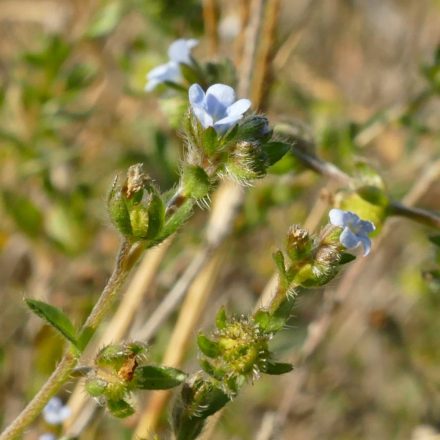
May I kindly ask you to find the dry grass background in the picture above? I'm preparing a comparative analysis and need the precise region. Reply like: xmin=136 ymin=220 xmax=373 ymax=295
xmin=0 ymin=0 xmax=439 ymax=439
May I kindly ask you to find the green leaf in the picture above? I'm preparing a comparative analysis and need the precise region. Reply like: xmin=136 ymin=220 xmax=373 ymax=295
xmin=262 ymin=141 xmax=290 ymax=166
xmin=356 ymin=185 xmax=388 ymax=207
xmin=202 ymin=126 xmax=219 ymax=156
xmin=154 ymin=199 xmax=194 ymax=243
xmin=86 ymin=1 xmax=123 ymax=38
xmin=197 ymin=385 xmax=230 ymax=418
xmin=197 ymin=333 xmax=221 ymax=358
xmin=272 ymin=250 xmax=286 ymax=278
xmin=77 ymin=326 xmax=95 ymax=352
xmin=262 ymin=361 xmax=293 ymax=375
xmin=25 ymin=299 xmax=77 ymax=347
xmin=182 ymin=166 xmax=211 ymax=199
xmin=215 ymin=306 xmax=228 ymax=330
xmin=106 ymin=399 xmax=135 ymax=418
xmin=339 ymin=253 xmax=356 ymax=265
xmin=429 ymin=235 xmax=440 ymax=247
xmin=2 ymin=191 xmax=44 ymax=238
xmin=253 ymin=309 xmax=285 ymax=333
xmin=133 ymin=365 xmax=187 ymax=390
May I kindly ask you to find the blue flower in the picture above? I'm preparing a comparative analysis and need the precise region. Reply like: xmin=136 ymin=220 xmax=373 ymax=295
xmin=189 ymin=83 xmax=251 ymax=134
xmin=42 ymin=397 xmax=71 ymax=425
xmin=145 ymin=39 xmax=198 ymax=91
xmin=39 ymin=434 xmax=57 ymax=440
xmin=329 ymin=209 xmax=375 ymax=256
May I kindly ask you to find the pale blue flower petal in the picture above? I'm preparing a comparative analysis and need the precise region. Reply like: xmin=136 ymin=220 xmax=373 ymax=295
xmin=213 ymin=114 xmax=243 ymax=133
xmin=43 ymin=397 xmax=70 ymax=425
xmin=39 ymin=434 xmax=56 ymax=440
xmin=205 ymin=84 xmax=236 ymax=118
xmin=360 ymin=219 xmax=375 ymax=234
xmin=168 ymin=38 xmax=198 ymax=64
xmin=192 ymin=106 xmax=213 ymax=129
xmin=329 ymin=208 xmax=349 ymax=227
xmin=340 ymin=227 xmax=361 ymax=250
xmin=226 ymin=99 xmax=251 ymax=117
xmin=145 ymin=62 xmax=181 ymax=91
xmin=358 ymin=235 xmax=372 ymax=256
xmin=189 ymin=83 xmax=252 ymax=134
xmin=189 ymin=83 xmax=205 ymax=107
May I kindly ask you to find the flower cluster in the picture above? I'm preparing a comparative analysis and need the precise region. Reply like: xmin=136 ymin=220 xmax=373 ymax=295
xmin=145 ymin=39 xmax=198 ymax=91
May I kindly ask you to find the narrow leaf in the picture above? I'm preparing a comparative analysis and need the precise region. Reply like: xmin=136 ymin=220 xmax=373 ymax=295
xmin=262 ymin=141 xmax=290 ymax=166
xmin=107 ymin=399 xmax=135 ymax=418
xmin=429 ymin=235 xmax=440 ymax=247
xmin=262 ymin=361 xmax=293 ymax=375
xmin=339 ymin=253 xmax=356 ymax=265
xmin=197 ymin=333 xmax=221 ymax=358
xmin=25 ymin=299 xmax=77 ymax=346
xmin=254 ymin=309 xmax=285 ymax=333
xmin=157 ymin=199 xmax=194 ymax=242
xmin=215 ymin=306 xmax=227 ymax=330
xmin=133 ymin=365 xmax=187 ymax=390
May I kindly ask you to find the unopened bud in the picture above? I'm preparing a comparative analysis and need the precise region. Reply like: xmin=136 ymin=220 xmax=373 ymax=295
xmin=226 ymin=141 xmax=268 ymax=182
xmin=235 ymin=115 xmax=272 ymax=143
xmin=107 ymin=164 xmax=165 ymax=241
xmin=286 ymin=225 xmax=313 ymax=261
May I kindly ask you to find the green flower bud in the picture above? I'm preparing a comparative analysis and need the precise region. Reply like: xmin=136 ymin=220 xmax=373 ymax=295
xmin=225 ymin=141 xmax=268 ymax=182
xmin=233 ymin=115 xmax=272 ymax=143
xmin=107 ymin=164 xmax=165 ymax=241
xmin=85 ymin=377 xmax=107 ymax=397
xmin=286 ymin=225 xmax=313 ymax=262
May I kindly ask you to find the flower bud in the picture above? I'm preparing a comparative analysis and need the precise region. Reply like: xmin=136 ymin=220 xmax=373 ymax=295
xmin=234 ymin=115 xmax=272 ymax=143
xmin=226 ymin=141 xmax=268 ymax=182
xmin=286 ymin=225 xmax=313 ymax=262
xmin=107 ymin=164 xmax=165 ymax=241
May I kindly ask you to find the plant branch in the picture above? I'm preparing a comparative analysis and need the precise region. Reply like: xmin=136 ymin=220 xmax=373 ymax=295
xmin=289 ymin=145 xmax=440 ymax=229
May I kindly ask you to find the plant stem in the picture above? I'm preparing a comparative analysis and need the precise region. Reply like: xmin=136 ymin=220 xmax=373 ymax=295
xmin=0 ymin=239 xmax=136 ymax=440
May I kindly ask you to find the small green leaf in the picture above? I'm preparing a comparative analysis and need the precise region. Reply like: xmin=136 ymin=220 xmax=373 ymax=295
xmin=262 ymin=361 xmax=293 ymax=375
xmin=86 ymin=1 xmax=123 ymax=38
xmin=77 ymin=326 xmax=95 ymax=352
xmin=272 ymin=250 xmax=286 ymax=278
xmin=133 ymin=365 xmax=187 ymax=390
xmin=215 ymin=306 xmax=228 ymax=330
xmin=197 ymin=333 xmax=221 ymax=358
xmin=196 ymin=386 xmax=230 ymax=418
xmin=25 ymin=299 xmax=77 ymax=347
xmin=253 ymin=309 xmax=285 ymax=333
xmin=202 ymin=126 xmax=219 ymax=156
xmin=429 ymin=235 xmax=440 ymax=247
xmin=106 ymin=399 xmax=135 ymax=418
xmin=158 ymin=199 xmax=194 ymax=241
xmin=2 ymin=191 xmax=44 ymax=238
xmin=262 ymin=141 xmax=290 ymax=166
xmin=356 ymin=185 xmax=388 ymax=207
xmin=339 ymin=253 xmax=356 ymax=265
xmin=182 ymin=166 xmax=211 ymax=199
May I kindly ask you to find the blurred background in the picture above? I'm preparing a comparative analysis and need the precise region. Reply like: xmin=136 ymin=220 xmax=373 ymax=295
xmin=0 ymin=0 xmax=439 ymax=439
